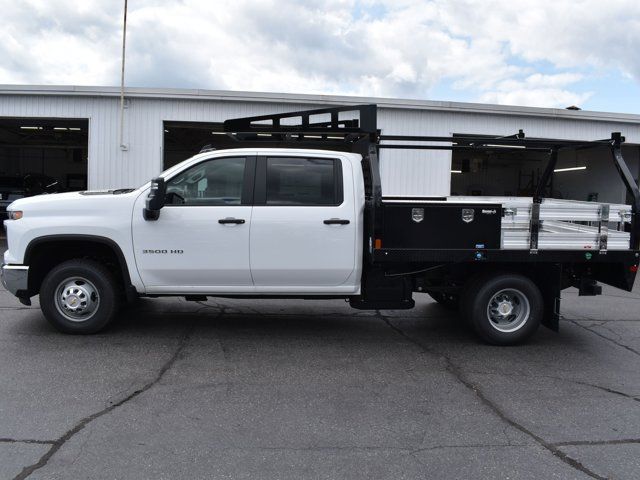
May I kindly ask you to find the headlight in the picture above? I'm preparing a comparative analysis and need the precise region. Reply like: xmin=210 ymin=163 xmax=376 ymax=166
xmin=7 ymin=210 xmax=23 ymax=220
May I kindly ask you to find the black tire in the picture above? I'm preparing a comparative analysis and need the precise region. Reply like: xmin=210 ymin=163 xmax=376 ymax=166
xmin=40 ymin=259 xmax=119 ymax=334
xmin=462 ymin=273 xmax=542 ymax=345
xmin=427 ymin=291 xmax=460 ymax=311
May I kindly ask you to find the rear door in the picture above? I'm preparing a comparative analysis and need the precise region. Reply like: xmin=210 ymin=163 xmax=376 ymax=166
xmin=249 ymin=154 xmax=358 ymax=291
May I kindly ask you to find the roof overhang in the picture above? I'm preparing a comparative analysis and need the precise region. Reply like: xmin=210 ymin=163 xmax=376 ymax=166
xmin=1 ymin=84 xmax=640 ymax=125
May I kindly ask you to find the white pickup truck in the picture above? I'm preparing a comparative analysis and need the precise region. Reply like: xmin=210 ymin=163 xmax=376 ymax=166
xmin=2 ymin=105 xmax=639 ymax=345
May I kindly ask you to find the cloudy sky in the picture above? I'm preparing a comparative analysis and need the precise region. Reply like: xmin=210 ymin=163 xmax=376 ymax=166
xmin=1 ymin=0 xmax=639 ymax=113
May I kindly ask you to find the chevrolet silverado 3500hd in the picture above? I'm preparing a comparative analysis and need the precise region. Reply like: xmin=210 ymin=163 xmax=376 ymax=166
xmin=2 ymin=105 xmax=639 ymax=345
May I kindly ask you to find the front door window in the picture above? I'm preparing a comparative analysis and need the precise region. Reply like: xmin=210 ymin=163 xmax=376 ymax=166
xmin=166 ymin=157 xmax=246 ymax=206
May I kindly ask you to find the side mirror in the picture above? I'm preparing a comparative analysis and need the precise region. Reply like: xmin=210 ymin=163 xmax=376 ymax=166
xmin=143 ymin=177 xmax=166 ymax=221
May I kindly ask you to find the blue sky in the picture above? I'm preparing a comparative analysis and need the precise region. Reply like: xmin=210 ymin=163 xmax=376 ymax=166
xmin=1 ymin=0 xmax=638 ymax=114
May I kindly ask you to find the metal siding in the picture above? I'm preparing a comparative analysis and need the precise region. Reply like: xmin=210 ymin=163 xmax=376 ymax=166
xmin=378 ymin=108 xmax=640 ymax=197
xmin=378 ymin=107 xmax=452 ymax=197
xmin=1 ymin=93 xmax=639 ymax=194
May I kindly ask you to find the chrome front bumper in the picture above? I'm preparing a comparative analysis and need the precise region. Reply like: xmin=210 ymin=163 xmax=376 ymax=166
xmin=1 ymin=264 xmax=29 ymax=296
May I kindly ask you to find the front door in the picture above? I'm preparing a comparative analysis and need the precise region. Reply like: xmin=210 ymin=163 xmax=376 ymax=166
xmin=250 ymin=155 xmax=358 ymax=291
xmin=132 ymin=155 xmax=255 ymax=292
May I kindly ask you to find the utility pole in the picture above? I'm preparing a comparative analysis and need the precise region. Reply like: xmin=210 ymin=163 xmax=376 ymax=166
xmin=119 ymin=0 xmax=128 ymax=150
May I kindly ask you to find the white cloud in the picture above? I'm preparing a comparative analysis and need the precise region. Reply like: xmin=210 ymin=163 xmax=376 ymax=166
xmin=479 ymin=73 xmax=593 ymax=107
xmin=0 ymin=0 xmax=638 ymax=109
xmin=480 ymin=88 xmax=592 ymax=109
xmin=0 ymin=0 xmax=121 ymax=84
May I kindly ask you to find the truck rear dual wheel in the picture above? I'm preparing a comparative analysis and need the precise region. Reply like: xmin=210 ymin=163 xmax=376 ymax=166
xmin=462 ymin=273 xmax=542 ymax=345
xmin=40 ymin=259 xmax=119 ymax=334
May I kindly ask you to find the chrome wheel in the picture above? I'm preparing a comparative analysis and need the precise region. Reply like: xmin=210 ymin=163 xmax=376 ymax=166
xmin=54 ymin=277 xmax=100 ymax=322
xmin=486 ymin=288 xmax=530 ymax=333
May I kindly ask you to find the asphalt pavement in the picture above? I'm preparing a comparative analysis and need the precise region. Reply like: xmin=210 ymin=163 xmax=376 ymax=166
xmin=1 ymin=242 xmax=639 ymax=479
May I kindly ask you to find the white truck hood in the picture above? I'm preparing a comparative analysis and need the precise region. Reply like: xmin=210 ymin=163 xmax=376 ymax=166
xmin=3 ymin=189 xmax=146 ymax=266
xmin=7 ymin=189 xmax=141 ymax=213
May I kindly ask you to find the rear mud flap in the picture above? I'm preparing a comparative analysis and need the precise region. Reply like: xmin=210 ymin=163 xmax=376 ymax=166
xmin=538 ymin=263 xmax=562 ymax=332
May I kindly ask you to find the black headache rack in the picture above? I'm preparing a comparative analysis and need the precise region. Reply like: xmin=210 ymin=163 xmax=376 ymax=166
xmin=223 ymin=104 xmax=640 ymax=268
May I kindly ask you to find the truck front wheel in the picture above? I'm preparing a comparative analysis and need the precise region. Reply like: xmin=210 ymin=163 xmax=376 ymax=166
xmin=40 ymin=259 xmax=119 ymax=334
xmin=463 ymin=273 xmax=542 ymax=345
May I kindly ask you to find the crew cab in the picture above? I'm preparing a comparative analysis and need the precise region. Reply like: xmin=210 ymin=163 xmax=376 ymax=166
xmin=2 ymin=105 xmax=639 ymax=345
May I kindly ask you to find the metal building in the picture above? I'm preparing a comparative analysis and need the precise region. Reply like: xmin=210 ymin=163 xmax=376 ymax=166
xmin=1 ymin=85 xmax=639 ymax=203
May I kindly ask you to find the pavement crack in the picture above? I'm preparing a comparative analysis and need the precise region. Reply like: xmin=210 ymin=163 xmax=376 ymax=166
xmin=410 ymin=442 xmax=527 ymax=454
xmin=568 ymin=319 xmax=640 ymax=357
xmin=12 ymin=320 xmax=196 ymax=480
xmin=195 ymin=300 xmax=227 ymax=314
xmin=553 ymin=438 xmax=640 ymax=447
xmin=0 ymin=438 xmax=56 ymax=445
xmin=460 ymin=369 xmax=640 ymax=404
xmin=570 ymin=380 xmax=640 ymax=403
xmin=377 ymin=312 xmax=607 ymax=480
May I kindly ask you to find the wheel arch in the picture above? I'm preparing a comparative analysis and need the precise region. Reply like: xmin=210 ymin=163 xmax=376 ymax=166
xmin=24 ymin=234 xmax=136 ymax=300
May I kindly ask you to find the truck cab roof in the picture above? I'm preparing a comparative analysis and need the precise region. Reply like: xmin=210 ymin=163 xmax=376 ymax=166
xmin=160 ymin=148 xmax=363 ymax=181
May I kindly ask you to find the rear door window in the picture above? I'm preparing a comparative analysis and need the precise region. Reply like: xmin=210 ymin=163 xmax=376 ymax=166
xmin=264 ymin=157 xmax=343 ymax=206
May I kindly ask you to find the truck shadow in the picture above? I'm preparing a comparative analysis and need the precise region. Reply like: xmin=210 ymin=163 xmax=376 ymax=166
xmin=7 ymin=296 xmax=583 ymax=351
xmin=106 ymin=297 xmax=572 ymax=348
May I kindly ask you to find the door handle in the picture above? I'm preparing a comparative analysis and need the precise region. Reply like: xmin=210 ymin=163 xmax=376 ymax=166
xmin=323 ymin=218 xmax=350 ymax=225
xmin=218 ymin=218 xmax=245 ymax=225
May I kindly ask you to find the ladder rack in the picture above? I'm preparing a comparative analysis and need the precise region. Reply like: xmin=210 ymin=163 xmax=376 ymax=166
xmin=223 ymin=104 xmax=640 ymax=251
